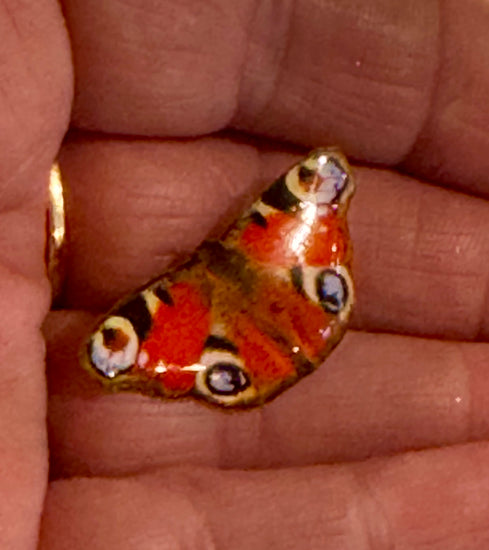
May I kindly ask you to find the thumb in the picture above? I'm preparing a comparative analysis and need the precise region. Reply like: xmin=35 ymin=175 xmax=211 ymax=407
xmin=0 ymin=1 xmax=71 ymax=548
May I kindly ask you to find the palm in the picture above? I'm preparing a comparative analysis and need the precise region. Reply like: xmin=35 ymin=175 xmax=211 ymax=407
xmin=2 ymin=1 xmax=489 ymax=548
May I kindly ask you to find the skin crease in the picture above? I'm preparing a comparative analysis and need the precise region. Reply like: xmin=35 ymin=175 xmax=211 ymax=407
xmin=1 ymin=0 xmax=489 ymax=549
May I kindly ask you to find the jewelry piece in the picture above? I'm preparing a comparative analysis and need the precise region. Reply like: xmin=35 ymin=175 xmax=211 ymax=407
xmin=46 ymin=162 xmax=67 ymax=305
xmin=83 ymin=149 xmax=355 ymax=408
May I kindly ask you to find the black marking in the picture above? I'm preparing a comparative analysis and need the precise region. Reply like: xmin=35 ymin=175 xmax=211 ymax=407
xmin=249 ymin=210 xmax=268 ymax=228
xmin=199 ymin=241 xmax=255 ymax=292
xmin=205 ymin=335 xmax=239 ymax=354
xmin=290 ymin=266 xmax=304 ymax=295
xmin=205 ymin=363 xmax=250 ymax=396
xmin=153 ymin=285 xmax=174 ymax=306
xmin=113 ymin=294 xmax=152 ymax=341
xmin=172 ymin=251 xmax=201 ymax=272
xmin=260 ymin=175 xmax=302 ymax=213
xmin=316 ymin=270 xmax=348 ymax=314
xmin=293 ymin=355 xmax=316 ymax=378
xmin=102 ymin=328 xmax=118 ymax=347
xmin=101 ymin=327 xmax=130 ymax=352
xmin=298 ymin=165 xmax=315 ymax=183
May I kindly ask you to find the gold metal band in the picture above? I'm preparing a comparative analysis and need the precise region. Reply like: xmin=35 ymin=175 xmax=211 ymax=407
xmin=46 ymin=162 xmax=67 ymax=305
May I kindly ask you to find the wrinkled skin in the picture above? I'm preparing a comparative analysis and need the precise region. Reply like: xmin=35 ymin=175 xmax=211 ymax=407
xmin=2 ymin=1 xmax=489 ymax=548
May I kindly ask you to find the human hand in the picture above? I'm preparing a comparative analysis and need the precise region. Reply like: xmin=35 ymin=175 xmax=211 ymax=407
xmin=3 ymin=1 xmax=489 ymax=549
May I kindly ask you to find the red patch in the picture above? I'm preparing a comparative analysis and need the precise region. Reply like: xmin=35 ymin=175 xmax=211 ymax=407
xmin=240 ymin=212 xmax=347 ymax=267
xmin=159 ymin=367 xmax=196 ymax=394
xmin=289 ymin=298 xmax=333 ymax=359
xmin=240 ymin=213 xmax=301 ymax=265
xmin=139 ymin=282 xmax=210 ymax=393
xmin=305 ymin=214 xmax=347 ymax=266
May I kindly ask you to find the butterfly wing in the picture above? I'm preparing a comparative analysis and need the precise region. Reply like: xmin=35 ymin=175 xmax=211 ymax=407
xmin=84 ymin=149 xmax=355 ymax=408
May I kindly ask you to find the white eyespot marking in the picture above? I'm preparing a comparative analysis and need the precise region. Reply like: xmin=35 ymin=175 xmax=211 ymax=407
xmin=315 ymin=156 xmax=348 ymax=205
xmin=250 ymin=150 xmax=353 ymax=217
xmin=287 ymin=150 xmax=354 ymax=207
xmin=206 ymin=364 xmax=250 ymax=395
xmin=89 ymin=316 xmax=139 ymax=378
xmin=317 ymin=270 xmax=347 ymax=313
xmin=299 ymin=265 xmax=354 ymax=323
xmin=194 ymin=348 xmax=257 ymax=406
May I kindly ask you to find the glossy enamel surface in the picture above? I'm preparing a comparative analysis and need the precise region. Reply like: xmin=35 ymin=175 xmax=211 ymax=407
xmin=83 ymin=149 xmax=355 ymax=408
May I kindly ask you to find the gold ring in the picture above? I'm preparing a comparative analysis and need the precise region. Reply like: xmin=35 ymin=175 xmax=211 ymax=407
xmin=46 ymin=162 xmax=67 ymax=306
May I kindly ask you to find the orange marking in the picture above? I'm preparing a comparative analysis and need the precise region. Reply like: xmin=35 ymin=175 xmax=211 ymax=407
xmin=233 ymin=314 xmax=295 ymax=384
xmin=257 ymin=280 xmax=331 ymax=360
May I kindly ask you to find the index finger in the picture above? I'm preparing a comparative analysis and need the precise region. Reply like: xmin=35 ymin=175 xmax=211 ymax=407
xmin=62 ymin=0 xmax=489 ymax=196
xmin=40 ymin=443 xmax=489 ymax=550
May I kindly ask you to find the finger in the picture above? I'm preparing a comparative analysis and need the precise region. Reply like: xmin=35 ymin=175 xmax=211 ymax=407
xmin=45 ymin=310 xmax=489 ymax=478
xmin=0 ymin=1 xmax=72 ymax=548
xmin=40 ymin=443 xmax=489 ymax=550
xmin=62 ymin=0 xmax=489 ymax=196
xmin=59 ymin=136 xmax=489 ymax=340
xmin=402 ymin=0 xmax=489 ymax=197
xmin=63 ymin=0 xmax=435 ymax=159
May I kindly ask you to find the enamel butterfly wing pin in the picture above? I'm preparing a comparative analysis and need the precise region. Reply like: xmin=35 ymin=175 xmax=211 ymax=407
xmin=83 ymin=149 xmax=355 ymax=408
